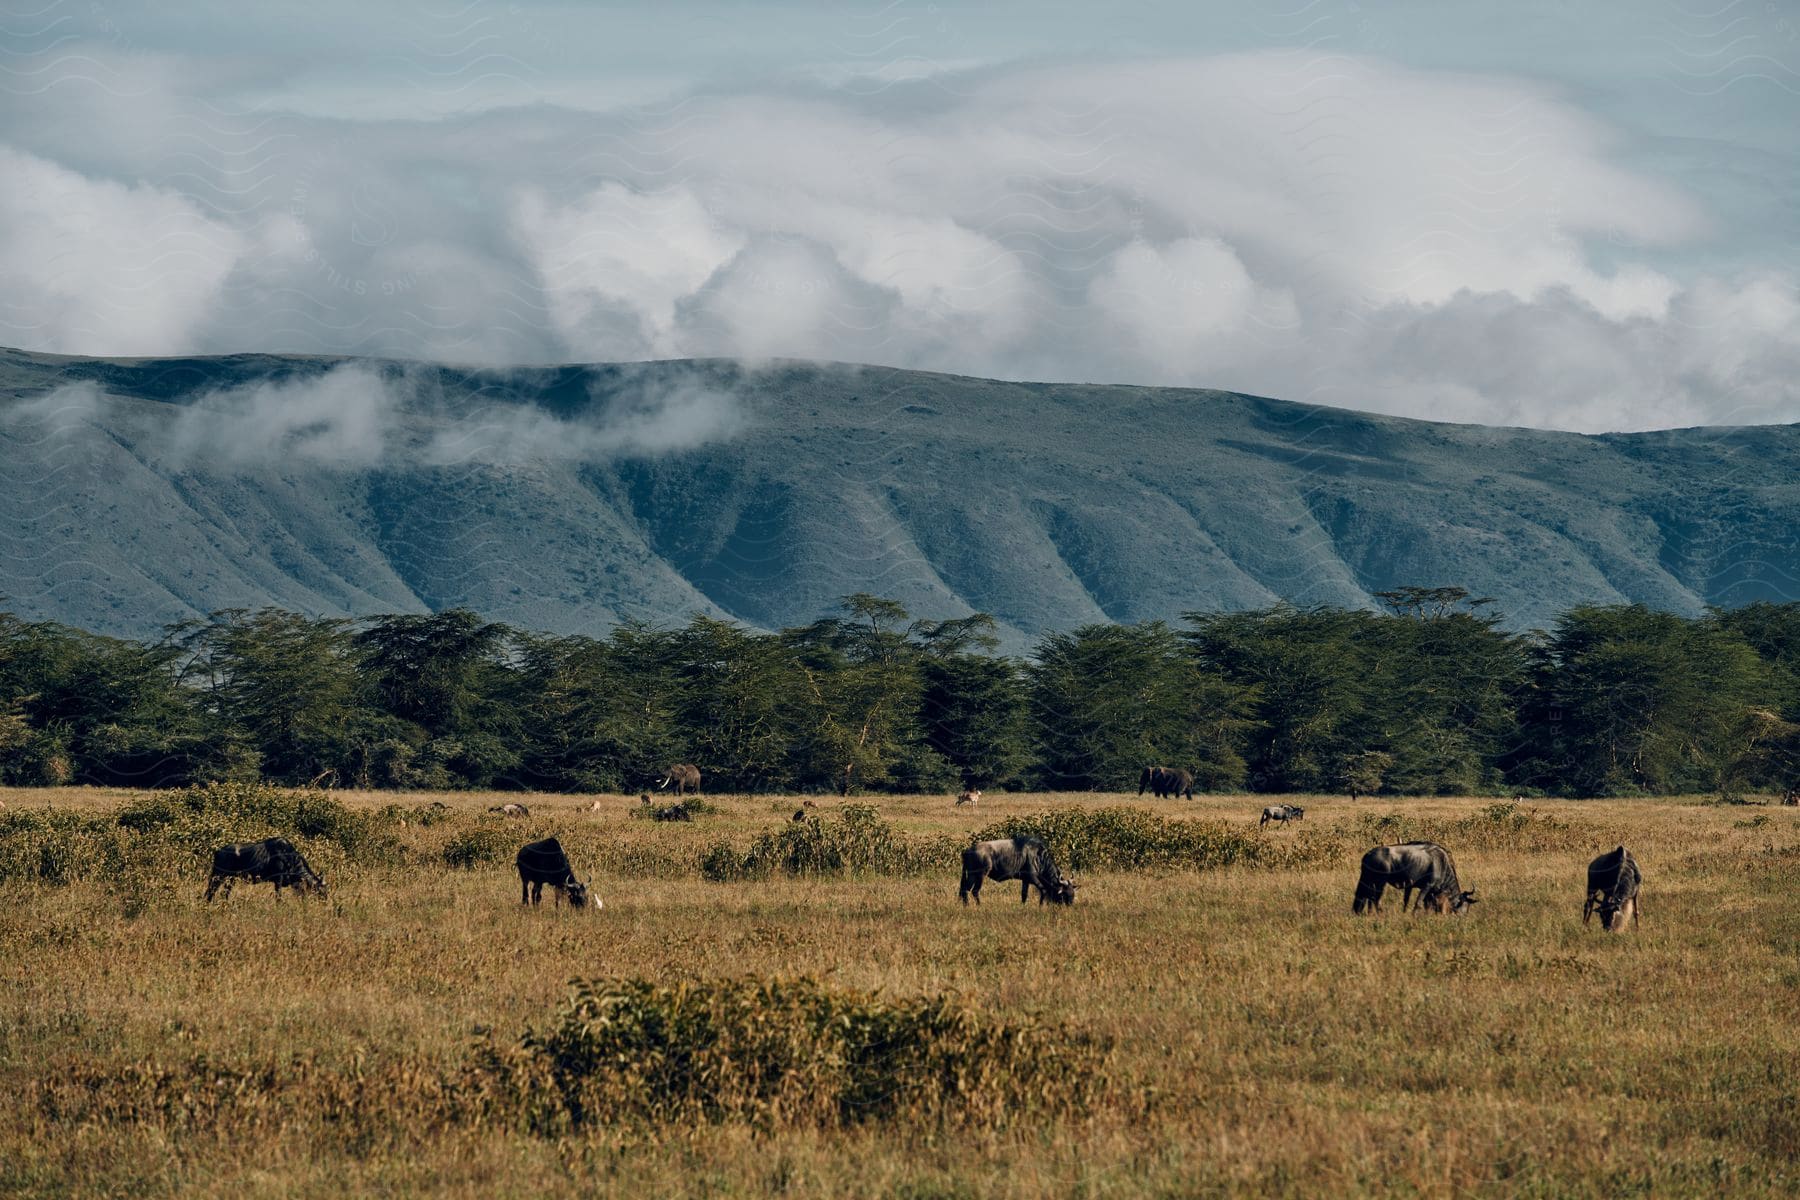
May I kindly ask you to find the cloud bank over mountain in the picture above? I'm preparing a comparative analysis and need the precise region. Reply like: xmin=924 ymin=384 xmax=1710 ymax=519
xmin=1 ymin=29 xmax=1796 ymax=432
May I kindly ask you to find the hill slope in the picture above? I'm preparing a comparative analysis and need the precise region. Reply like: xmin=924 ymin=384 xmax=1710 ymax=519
xmin=1 ymin=348 xmax=1795 ymax=646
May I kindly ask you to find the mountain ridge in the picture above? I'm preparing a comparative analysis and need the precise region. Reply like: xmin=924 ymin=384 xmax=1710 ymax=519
xmin=1 ymin=347 xmax=1795 ymax=649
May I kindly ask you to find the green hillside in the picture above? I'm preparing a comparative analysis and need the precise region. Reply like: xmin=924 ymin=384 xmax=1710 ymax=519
xmin=1 ymin=348 xmax=1795 ymax=645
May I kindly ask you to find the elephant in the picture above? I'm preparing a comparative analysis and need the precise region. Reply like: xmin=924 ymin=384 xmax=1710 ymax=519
xmin=657 ymin=763 xmax=702 ymax=796
xmin=1137 ymin=765 xmax=1194 ymax=799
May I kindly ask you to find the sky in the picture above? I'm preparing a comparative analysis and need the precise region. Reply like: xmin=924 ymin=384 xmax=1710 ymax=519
xmin=2 ymin=0 xmax=1797 ymax=431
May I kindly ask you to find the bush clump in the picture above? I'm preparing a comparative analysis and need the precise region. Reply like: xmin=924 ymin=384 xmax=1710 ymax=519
xmin=474 ymin=976 xmax=1109 ymax=1132
xmin=631 ymin=797 xmax=718 ymax=823
xmin=442 ymin=822 xmax=517 ymax=870
xmin=34 ymin=978 xmax=1110 ymax=1140
xmin=0 ymin=782 xmax=395 ymax=886
xmin=1351 ymin=801 xmax=1578 ymax=853
xmin=973 ymin=806 xmax=1334 ymax=873
xmin=115 ymin=781 xmax=388 ymax=858
xmin=704 ymin=805 xmax=954 ymax=881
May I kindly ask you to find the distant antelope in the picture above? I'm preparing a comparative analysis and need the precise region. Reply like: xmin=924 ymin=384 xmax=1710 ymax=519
xmin=489 ymin=803 xmax=530 ymax=818
xmin=956 ymin=789 xmax=981 ymax=806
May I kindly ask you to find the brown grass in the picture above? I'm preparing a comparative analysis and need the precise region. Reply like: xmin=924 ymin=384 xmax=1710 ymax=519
xmin=3 ymin=787 xmax=1798 ymax=1197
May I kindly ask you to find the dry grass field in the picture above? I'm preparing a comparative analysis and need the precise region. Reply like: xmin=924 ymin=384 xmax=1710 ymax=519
xmin=2 ymin=786 xmax=1798 ymax=1198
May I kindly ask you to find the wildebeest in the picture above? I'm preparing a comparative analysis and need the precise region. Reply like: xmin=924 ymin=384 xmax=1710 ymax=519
xmin=956 ymin=788 xmax=981 ymax=806
xmin=1260 ymin=804 xmax=1305 ymax=826
xmin=515 ymin=837 xmax=597 ymax=909
xmin=1138 ymin=765 xmax=1194 ymax=799
xmin=792 ymin=808 xmax=806 ymax=822
xmin=1584 ymin=845 xmax=1642 ymax=932
xmin=204 ymin=838 xmax=326 ymax=903
xmin=1783 ymin=787 xmax=1799 ymax=807
xmin=658 ymin=764 xmax=702 ymax=796
xmin=489 ymin=803 xmax=530 ymax=817
xmin=1352 ymin=842 xmax=1476 ymax=915
xmin=959 ymin=836 xmax=1077 ymax=906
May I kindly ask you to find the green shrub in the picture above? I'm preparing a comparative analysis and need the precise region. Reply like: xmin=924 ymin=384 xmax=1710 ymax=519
xmin=1349 ymin=801 xmax=1577 ymax=853
xmin=632 ymin=797 xmax=718 ymax=822
xmin=474 ymin=976 xmax=1109 ymax=1132
xmin=442 ymin=823 xmax=515 ymax=870
xmin=730 ymin=805 xmax=953 ymax=879
xmin=1 ymin=783 xmax=396 ymax=886
xmin=32 ymin=977 xmax=1111 ymax=1139
xmin=972 ymin=807 xmax=1333 ymax=873
xmin=700 ymin=840 xmax=746 ymax=882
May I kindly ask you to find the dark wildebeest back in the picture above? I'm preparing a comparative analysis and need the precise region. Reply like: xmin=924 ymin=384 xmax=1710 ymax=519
xmin=204 ymin=837 xmax=326 ymax=902
xmin=516 ymin=836 xmax=592 ymax=908
xmin=1137 ymin=765 xmax=1194 ymax=799
xmin=1584 ymin=845 xmax=1641 ymax=932
xmin=1260 ymin=805 xmax=1304 ymax=826
xmin=1352 ymin=841 xmax=1476 ymax=915
xmin=960 ymin=836 xmax=1076 ymax=906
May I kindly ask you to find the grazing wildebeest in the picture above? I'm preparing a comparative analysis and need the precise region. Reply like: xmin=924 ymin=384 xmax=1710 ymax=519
xmin=792 ymin=809 xmax=806 ymax=822
xmin=515 ymin=837 xmax=597 ymax=909
xmin=1260 ymin=804 xmax=1305 ymax=827
xmin=1352 ymin=842 xmax=1476 ymax=915
xmin=204 ymin=838 xmax=326 ymax=903
xmin=959 ymin=837 xmax=1077 ymax=906
xmin=489 ymin=803 xmax=530 ymax=817
xmin=658 ymin=764 xmax=702 ymax=796
xmin=1783 ymin=787 xmax=1799 ymax=807
xmin=1138 ymin=765 xmax=1194 ymax=799
xmin=1584 ymin=846 xmax=1642 ymax=932
xmin=956 ymin=788 xmax=981 ymax=806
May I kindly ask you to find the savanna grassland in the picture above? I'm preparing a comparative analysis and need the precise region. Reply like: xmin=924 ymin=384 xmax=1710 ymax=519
xmin=2 ymin=786 xmax=1798 ymax=1198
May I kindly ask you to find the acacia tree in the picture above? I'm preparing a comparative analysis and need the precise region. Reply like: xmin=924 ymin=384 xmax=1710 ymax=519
xmin=179 ymin=609 xmax=375 ymax=785
xmin=1 ymin=618 xmax=232 ymax=787
xmin=783 ymin=595 xmax=936 ymax=794
xmin=667 ymin=616 xmax=813 ymax=792
xmin=1369 ymin=589 xmax=1527 ymax=794
xmin=1030 ymin=621 xmax=1248 ymax=791
xmin=1521 ymin=605 xmax=1768 ymax=795
xmin=354 ymin=610 xmax=521 ymax=786
xmin=916 ymin=614 xmax=1030 ymax=789
xmin=1185 ymin=608 xmax=1378 ymax=792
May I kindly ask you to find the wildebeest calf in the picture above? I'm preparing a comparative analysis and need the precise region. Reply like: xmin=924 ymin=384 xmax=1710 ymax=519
xmin=960 ymin=836 xmax=1076 ymax=906
xmin=1260 ymin=804 xmax=1304 ymax=826
xmin=1584 ymin=845 xmax=1641 ymax=932
xmin=516 ymin=837 xmax=597 ymax=909
xmin=1353 ymin=841 xmax=1476 ymax=915
xmin=205 ymin=838 xmax=326 ymax=902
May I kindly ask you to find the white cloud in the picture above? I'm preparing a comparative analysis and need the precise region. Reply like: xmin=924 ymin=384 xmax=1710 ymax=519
xmin=141 ymin=364 xmax=746 ymax=471
xmin=164 ymin=366 xmax=397 ymax=469
xmin=0 ymin=145 xmax=246 ymax=356
xmin=514 ymin=184 xmax=744 ymax=357
xmin=0 ymin=47 xmax=1794 ymax=432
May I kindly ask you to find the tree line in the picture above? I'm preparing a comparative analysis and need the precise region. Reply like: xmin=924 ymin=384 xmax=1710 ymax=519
xmin=1 ymin=587 xmax=1795 ymax=797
